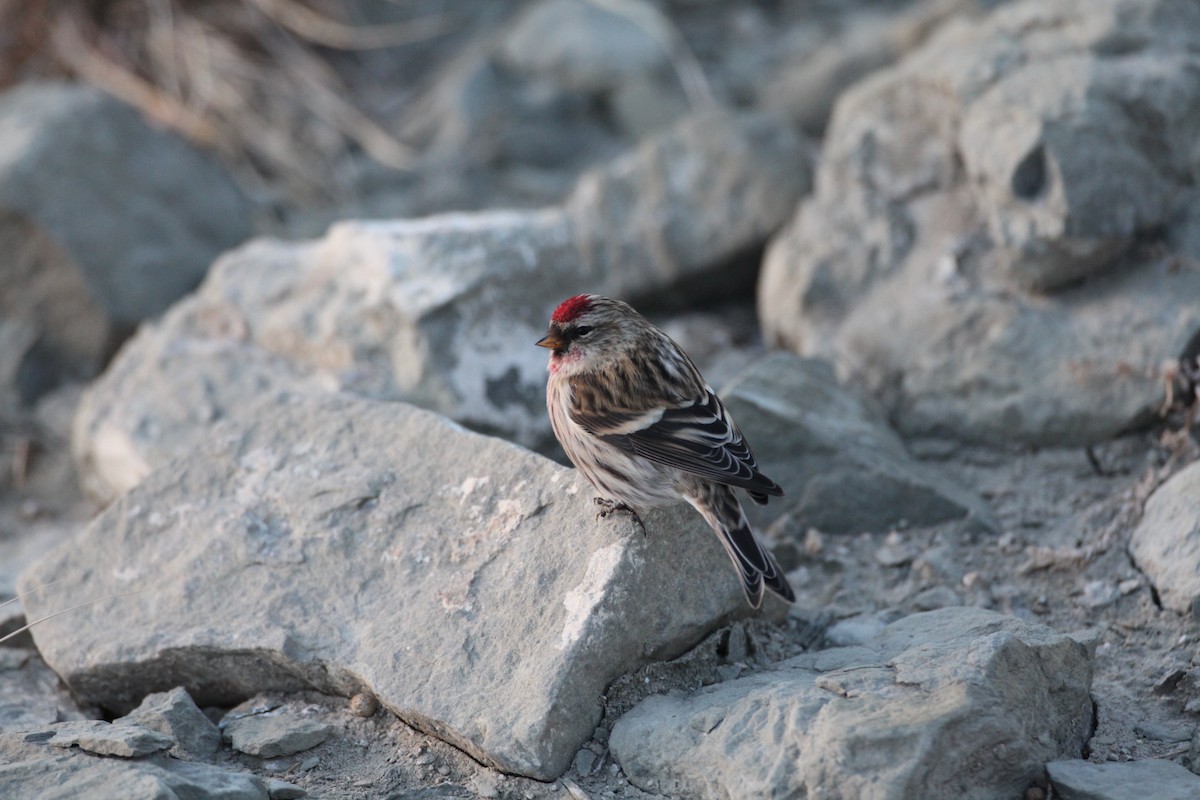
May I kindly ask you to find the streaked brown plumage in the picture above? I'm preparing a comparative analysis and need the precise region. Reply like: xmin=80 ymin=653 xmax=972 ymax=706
xmin=538 ymin=294 xmax=794 ymax=608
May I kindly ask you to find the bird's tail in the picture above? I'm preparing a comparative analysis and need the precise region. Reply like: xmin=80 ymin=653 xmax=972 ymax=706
xmin=685 ymin=484 xmax=795 ymax=609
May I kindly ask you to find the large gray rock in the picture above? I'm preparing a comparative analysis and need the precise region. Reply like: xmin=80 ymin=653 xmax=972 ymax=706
xmin=610 ymin=606 xmax=1093 ymax=800
xmin=1128 ymin=461 xmax=1200 ymax=614
xmin=0 ymin=83 xmax=250 ymax=398
xmin=29 ymin=389 xmax=761 ymax=780
xmin=1047 ymin=759 xmax=1200 ymax=800
xmin=721 ymin=352 xmax=994 ymax=533
xmin=759 ymin=0 xmax=1200 ymax=447
xmin=74 ymin=111 xmax=811 ymax=502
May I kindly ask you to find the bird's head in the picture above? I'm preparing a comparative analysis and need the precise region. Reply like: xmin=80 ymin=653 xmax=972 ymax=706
xmin=537 ymin=294 xmax=644 ymax=374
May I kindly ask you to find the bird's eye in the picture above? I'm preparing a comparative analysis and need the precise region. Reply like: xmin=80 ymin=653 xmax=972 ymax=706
xmin=575 ymin=326 xmax=594 ymax=337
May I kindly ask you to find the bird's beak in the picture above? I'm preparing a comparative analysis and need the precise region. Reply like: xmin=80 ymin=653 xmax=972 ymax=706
xmin=536 ymin=330 xmax=565 ymax=350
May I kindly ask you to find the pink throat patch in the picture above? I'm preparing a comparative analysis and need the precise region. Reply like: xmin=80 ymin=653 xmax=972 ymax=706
xmin=552 ymin=294 xmax=591 ymax=324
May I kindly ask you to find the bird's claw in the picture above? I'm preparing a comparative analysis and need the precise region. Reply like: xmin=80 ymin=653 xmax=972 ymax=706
xmin=594 ymin=497 xmax=646 ymax=535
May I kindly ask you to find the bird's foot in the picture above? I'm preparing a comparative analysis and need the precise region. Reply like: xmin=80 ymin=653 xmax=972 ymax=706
xmin=593 ymin=497 xmax=646 ymax=535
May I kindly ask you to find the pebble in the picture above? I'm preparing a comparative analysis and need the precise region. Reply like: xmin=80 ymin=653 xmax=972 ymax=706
xmin=574 ymin=748 xmax=598 ymax=776
xmin=803 ymin=528 xmax=824 ymax=556
xmin=910 ymin=586 xmax=961 ymax=611
xmin=824 ymin=614 xmax=888 ymax=647
xmin=349 ymin=693 xmax=379 ymax=718
xmin=266 ymin=778 xmax=307 ymax=799
xmin=1153 ymin=668 xmax=1187 ymax=695
xmin=874 ymin=532 xmax=915 ymax=567
xmin=1079 ymin=580 xmax=1120 ymax=608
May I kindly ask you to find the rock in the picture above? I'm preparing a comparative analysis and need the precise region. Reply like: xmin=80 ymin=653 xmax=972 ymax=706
xmin=1047 ymin=759 xmax=1200 ymax=800
xmin=1129 ymin=461 xmax=1200 ymax=614
xmin=73 ymin=111 xmax=811 ymax=503
xmin=0 ymin=82 xmax=250 ymax=399
xmin=349 ymin=692 xmax=379 ymax=718
xmin=609 ymin=71 xmax=690 ymax=138
xmin=498 ymin=0 xmax=673 ymax=92
xmin=760 ymin=0 xmax=980 ymax=136
xmin=0 ymin=730 xmax=268 ymax=799
xmin=41 ymin=719 xmax=174 ymax=757
xmin=27 ymin=390 xmax=760 ymax=780
xmin=759 ymin=0 xmax=1200 ymax=447
xmin=119 ymin=687 xmax=221 ymax=760
xmin=822 ymin=614 xmax=888 ymax=648
xmin=720 ymin=352 xmax=994 ymax=533
xmin=908 ymin=585 xmax=962 ymax=611
xmin=610 ymin=606 xmax=1093 ymax=799
xmin=224 ymin=712 xmax=332 ymax=758
xmin=266 ymin=779 xmax=307 ymax=799
xmin=566 ymin=111 xmax=811 ymax=300
xmin=0 ymin=651 xmax=81 ymax=733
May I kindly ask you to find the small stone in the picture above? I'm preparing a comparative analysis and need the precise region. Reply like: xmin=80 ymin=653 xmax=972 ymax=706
xmin=723 ymin=623 xmax=748 ymax=663
xmin=1132 ymin=722 xmax=1192 ymax=743
xmin=573 ymin=748 xmax=598 ymax=776
xmin=1153 ymin=668 xmax=1187 ymax=696
xmin=875 ymin=533 xmax=916 ymax=568
xmin=117 ymin=687 xmax=220 ymax=760
xmin=1117 ymin=579 xmax=1141 ymax=596
xmin=267 ymin=778 xmax=307 ymax=799
xmin=468 ymin=771 xmax=500 ymax=798
xmin=910 ymin=586 xmax=961 ymax=612
xmin=0 ymin=649 xmax=30 ymax=671
xmin=803 ymin=528 xmax=824 ymax=556
xmin=716 ymin=665 xmax=742 ymax=682
xmin=1025 ymin=787 xmax=1045 ymax=800
xmin=46 ymin=719 xmax=174 ymax=758
xmin=824 ymin=614 xmax=887 ymax=648
xmin=1079 ymin=580 xmax=1120 ymax=609
xmin=348 ymin=693 xmax=379 ymax=718
xmin=223 ymin=713 xmax=332 ymax=758
xmin=300 ymin=756 xmax=320 ymax=772
xmin=962 ymin=571 xmax=984 ymax=590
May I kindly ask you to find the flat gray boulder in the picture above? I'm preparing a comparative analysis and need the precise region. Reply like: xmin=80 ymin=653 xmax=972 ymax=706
xmin=1047 ymin=758 xmax=1200 ymax=800
xmin=27 ymin=389 xmax=759 ymax=779
xmin=610 ymin=606 xmax=1093 ymax=799
xmin=759 ymin=0 xmax=1200 ymax=446
xmin=1129 ymin=461 xmax=1200 ymax=614
xmin=721 ymin=352 xmax=994 ymax=533
xmin=0 ymin=729 xmax=268 ymax=800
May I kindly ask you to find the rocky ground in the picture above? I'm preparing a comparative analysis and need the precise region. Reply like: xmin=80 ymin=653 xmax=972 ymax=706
xmin=2 ymin=0 xmax=1200 ymax=799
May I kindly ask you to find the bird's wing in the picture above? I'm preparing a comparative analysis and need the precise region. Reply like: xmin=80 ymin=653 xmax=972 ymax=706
xmin=569 ymin=383 xmax=783 ymax=499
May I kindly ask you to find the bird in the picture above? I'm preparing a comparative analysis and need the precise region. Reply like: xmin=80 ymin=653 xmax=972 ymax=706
xmin=537 ymin=293 xmax=794 ymax=608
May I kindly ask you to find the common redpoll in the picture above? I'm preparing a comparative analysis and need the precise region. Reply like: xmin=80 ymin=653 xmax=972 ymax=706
xmin=537 ymin=294 xmax=794 ymax=608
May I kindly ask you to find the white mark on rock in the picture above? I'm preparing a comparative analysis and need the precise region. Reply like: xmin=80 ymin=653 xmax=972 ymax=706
xmin=560 ymin=543 xmax=624 ymax=651
xmin=458 ymin=476 xmax=489 ymax=499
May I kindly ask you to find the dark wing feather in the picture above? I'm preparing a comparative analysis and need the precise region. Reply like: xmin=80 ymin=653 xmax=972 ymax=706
xmin=572 ymin=387 xmax=783 ymax=500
